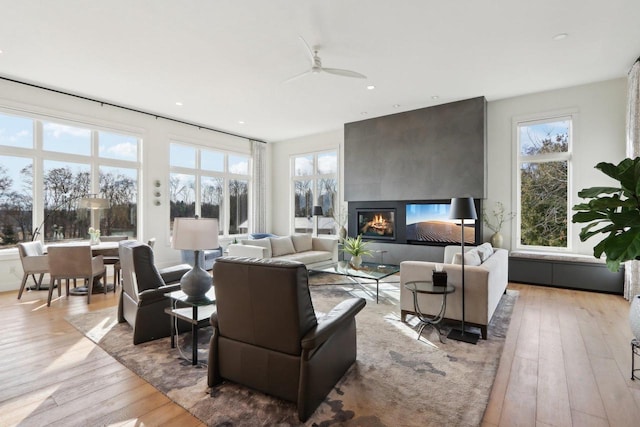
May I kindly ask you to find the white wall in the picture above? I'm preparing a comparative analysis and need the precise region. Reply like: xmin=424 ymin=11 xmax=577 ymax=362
xmin=0 ymin=79 xmax=251 ymax=292
xmin=270 ymin=78 xmax=627 ymax=258
xmin=269 ymin=129 xmax=344 ymax=235
xmin=487 ymin=77 xmax=626 ymax=254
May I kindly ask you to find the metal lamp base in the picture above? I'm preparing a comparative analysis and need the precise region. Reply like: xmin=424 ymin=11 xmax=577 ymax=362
xmin=447 ymin=328 xmax=480 ymax=345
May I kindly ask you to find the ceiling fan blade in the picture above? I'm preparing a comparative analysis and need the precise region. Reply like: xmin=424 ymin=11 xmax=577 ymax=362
xmin=282 ymin=69 xmax=312 ymax=84
xmin=298 ymin=36 xmax=315 ymax=63
xmin=322 ymin=68 xmax=367 ymax=79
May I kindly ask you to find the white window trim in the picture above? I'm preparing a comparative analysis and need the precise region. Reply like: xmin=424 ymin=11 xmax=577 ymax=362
xmin=169 ymin=141 xmax=252 ymax=238
xmin=290 ymin=149 xmax=339 ymax=235
xmin=511 ymin=108 xmax=577 ymax=252
xmin=0 ymin=108 xmax=142 ymax=252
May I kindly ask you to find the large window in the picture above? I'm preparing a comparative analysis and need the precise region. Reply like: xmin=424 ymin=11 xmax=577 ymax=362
xmin=291 ymin=150 xmax=338 ymax=235
xmin=169 ymin=142 xmax=251 ymax=237
xmin=0 ymin=111 xmax=140 ymax=249
xmin=516 ymin=114 xmax=572 ymax=250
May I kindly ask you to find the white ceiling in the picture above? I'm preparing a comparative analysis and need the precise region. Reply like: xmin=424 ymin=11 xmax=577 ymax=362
xmin=1 ymin=1 xmax=639 ymax=143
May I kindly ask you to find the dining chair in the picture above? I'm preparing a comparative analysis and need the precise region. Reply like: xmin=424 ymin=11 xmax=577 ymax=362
xmin=99 ymin=235 xmax=128 ymax=287
xmin=47 ymin=245 xmax=106 ymax=306
xmin=17 ymin=241 xmax=50 ymax=299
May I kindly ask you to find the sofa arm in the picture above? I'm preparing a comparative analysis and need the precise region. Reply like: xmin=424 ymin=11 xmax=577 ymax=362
xmin=312 ymin=237 xmax=339 ymax=261
xmin=301 ymin=297 xmax=366 ymax=351
xmin=227 ymin=243 xmax=267 ymax=258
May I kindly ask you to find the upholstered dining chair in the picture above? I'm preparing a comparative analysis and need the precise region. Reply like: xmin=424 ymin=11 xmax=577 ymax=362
xmin=17 ymin=241 xmax=50 ymax=299
xmin=99 ymin=235 xmax=128 ymax=287
xmin=47 ymin=245 xmax=106 ymax=306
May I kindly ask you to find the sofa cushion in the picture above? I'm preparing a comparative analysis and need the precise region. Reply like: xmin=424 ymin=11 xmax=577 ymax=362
xmin=291 ymin=234 xmax=313 ymax=253
xmin=277 ymin=250 xmax=333 ymax=265
xmin=476 ymin=243 xmax=494 ymax=262
xmin=452 ymin=248 xmax=482 ymax=266
xmin=270 ymin=236 xmax=296 ymax=257
xmin=242 ymin=238 xmax=272 ymax=258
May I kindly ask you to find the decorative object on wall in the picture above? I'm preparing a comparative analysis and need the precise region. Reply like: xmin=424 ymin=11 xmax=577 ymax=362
xmin=447 ymin=197 xmax=480 ymax=345
xmin=313 ymin=205 xmax=323 ymax=237
xmin=482 ymin=201 xmax=514 ymax=248
xmin=171 ymin=217 xmax=218 ymax=300
xmin=153 ymin=180 xmax=162 ymax=206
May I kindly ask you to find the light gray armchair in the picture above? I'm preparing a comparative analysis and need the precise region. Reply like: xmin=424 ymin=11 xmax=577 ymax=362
xmin=17 ymin=241 xmax=50 ymax=299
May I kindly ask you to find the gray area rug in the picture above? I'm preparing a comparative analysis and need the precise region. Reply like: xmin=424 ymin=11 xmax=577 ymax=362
xmin=66 ymin=274 xmax=517 ymax=426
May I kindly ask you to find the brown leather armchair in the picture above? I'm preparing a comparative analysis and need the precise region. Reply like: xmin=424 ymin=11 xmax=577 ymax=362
xmin=117 ymin=240 xmax=191 ymax=344
xmin=208 ymin=256 xmax=366 ymax=421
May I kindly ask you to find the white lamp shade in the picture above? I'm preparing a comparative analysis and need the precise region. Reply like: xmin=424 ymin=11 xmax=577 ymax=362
xmin=171 ymin=217 xmax=219 ymax=250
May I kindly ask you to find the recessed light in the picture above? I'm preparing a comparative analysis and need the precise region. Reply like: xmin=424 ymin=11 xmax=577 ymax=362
xmin=552 ymin=33 xmax=568 ymax=41
xmin=360 ymin=112 xmax=368 ymax=115
xmin=431 ymin=96 xmax=439 ymax=100
xmin=238 ymin=120 xmax=245 ymax=125
xmin=366 ymin=85 xmax=376 ymax=90
xmin=175 ymin=101 xmax=183 ymax=106
xmin=393 ymin=104 xmax=401 ymax=108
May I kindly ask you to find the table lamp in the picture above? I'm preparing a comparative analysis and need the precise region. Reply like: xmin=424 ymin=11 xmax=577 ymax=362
xmin=447 ymin=197 xmax=480 ymax=344
xmin=171 ymin=217 xmax=218 ymax=299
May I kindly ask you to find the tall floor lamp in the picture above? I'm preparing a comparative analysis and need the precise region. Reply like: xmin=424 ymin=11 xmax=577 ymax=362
xmin=447 ymin=197 xmax=480 ymax=345
xmin=313 ymin=205 xmax=323 ymax=236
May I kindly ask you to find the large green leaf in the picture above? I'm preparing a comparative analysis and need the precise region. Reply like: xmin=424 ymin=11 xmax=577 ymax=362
xmin=573 ymin=157 xmax=640 ymax=272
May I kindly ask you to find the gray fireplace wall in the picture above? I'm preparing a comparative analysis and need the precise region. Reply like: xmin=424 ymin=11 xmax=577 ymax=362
xmin=344 ymin=96 xmax=487 ymax=201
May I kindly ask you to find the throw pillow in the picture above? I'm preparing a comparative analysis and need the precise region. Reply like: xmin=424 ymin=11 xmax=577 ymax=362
xmin=241 ymin=238 xmax=272 ymax=258
xmin=270 ymin=236 xmax=296 ymax=257
xmin=452 ymin=248 xmax=482 ymax=266
xmin=291 ymin=234 xmax=313 ymax=253
xmin=476 ymin=243 xmax=494 ymax=262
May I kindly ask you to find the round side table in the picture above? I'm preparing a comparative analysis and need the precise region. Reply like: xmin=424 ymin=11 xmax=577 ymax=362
xmin=404 ymin=280 xmax=455 ymax=343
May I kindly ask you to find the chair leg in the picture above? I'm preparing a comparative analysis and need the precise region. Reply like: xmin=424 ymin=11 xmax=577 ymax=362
xmin=18 ymin=274 xmax=29 ymax=299
xmin=37 ymin=274 xmax=44 ymax=290
xmin=87 ymin=277 xmax=93 ymax=304
xmin=47 ymin=279 xmax=56 ymax=306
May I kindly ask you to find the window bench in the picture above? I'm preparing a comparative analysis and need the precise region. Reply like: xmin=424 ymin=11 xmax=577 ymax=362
xmin=508 ymin=250 xmax=624 ymax=294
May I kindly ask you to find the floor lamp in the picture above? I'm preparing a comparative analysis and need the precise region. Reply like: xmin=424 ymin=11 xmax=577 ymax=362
xmin=313 ymin=205 xmax=323 ymax=236
xmin=447 ymin=197 xmax=480 ymax=344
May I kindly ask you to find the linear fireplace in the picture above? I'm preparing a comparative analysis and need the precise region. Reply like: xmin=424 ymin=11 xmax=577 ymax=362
xmin=348 ymin=200 xmax=481 ymax=246
xmin=356 ymin=208 xmax=396 ymax=241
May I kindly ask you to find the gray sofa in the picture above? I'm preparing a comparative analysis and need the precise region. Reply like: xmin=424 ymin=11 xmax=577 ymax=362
xmin=226 ymin=234 xmax=338 ymax=268
xmin=400 ymin=244 xmax=508 ymax=339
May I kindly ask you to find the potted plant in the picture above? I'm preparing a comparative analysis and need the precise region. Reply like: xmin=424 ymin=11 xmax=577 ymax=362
xmin=482 ymin=201 xmax=515 ymax=248
xmin=341 ymin=234 xmax=372 ymax=268
xmin=572 ymin=157 xmax=640 ymax=272
xmin=572 ymin=157 xmax=640 ymax=340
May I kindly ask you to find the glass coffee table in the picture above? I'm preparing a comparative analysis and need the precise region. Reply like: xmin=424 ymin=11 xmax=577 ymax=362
xmin=164 ymin=288 xmax=216 ymax=366
xmin=308 ymin=261 xmax=400 ymax=303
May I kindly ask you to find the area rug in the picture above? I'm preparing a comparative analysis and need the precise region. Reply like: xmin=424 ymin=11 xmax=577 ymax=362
xmin=66 ymin=274 xmax=517 ymax=427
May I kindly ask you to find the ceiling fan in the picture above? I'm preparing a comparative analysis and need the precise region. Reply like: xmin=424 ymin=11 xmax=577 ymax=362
xmin=283 ymin=36 xmax=367 ymax=83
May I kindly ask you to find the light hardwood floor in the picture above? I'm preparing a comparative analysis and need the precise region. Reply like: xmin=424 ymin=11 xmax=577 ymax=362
xmin=1 ymin=281 xmax=639 ymax=426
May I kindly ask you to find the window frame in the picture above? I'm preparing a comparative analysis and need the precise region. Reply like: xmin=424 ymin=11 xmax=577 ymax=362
xmin=290 ymin=149 xmax=339 ymax=236
xmin=512 ymin=109 xmax=576 ymax=252
xmin=0 ymin=108 xmax=142 ymax=252
xmin=169 ymin=141 xmax=252 ymax=238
